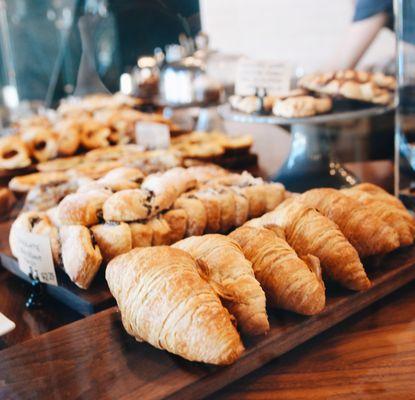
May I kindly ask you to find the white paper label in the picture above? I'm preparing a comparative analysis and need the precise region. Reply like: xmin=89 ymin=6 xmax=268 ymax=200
xmin=135 ymin=122 xmax=170 ymax=150
xmin=14 ymin=228 xmax=58 ymax=286
xmin=235 ymin=58 xmax=292 ymax=96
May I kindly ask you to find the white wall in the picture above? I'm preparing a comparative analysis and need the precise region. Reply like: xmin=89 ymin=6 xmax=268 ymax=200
xmin=200 ymin=0 xmax=395 ymax=74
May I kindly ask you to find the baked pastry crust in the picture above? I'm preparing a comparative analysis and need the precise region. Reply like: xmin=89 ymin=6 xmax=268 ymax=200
xmin=105 ymin=246 xmax=244 ymax=365
xmin=174 ymin=234 xmax=269 ymax=336
xmin=37 ymin=156 xmax=84 ymax=172
xmin=90 ymin=222 xmax=132 ymax=263
xmin=102 ymin=189 xmax=153 ymax=222
xmin=21 ymin=127 xmax=59 ymax=162
xmin=247 ymin=198 xmax=371 ymax=291
xmin=80 ymin=120 xmax=112 ymax=150
xmin=9 ymin=171 xmax=69 ymax=193
xmin=53 ymin=119 xmax=81 ymax=156
xmin=102 ymin=167 xmax=144 ymax=184
xmin=174 ymin=197 xmax=207 ymax=236
xmin=58 ymin=190 xmax=110 ymax=226
xmin=0 ymin=136 xmax=31 ymax=170
xmin=190 ymin=190 xmax=221 ymax=233
xmin=147 ymin=217 xmax=172 ymax=245
xmin=300 ymin=188 xmax=400 ymax=257
xmin=129 ymin=222 xmax=153 ymax=248
xmin=60 ymin=225 xmax=102 ymax=289
xmin=230 ymin=225 xmax=325 ymax=315
xmin=9 ymin=211 xmax=61 ymax=266
xmin=162 ymin=209 xmax=187 ymax=244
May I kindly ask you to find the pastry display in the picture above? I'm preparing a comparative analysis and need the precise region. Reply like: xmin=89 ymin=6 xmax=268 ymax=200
xmin=174 ymin=234 xmax=269 ymax=336
xmin=298 ymin=70 xmax=395 ymax=105
xmin=106 ymin=246 xmax=244 ymax=365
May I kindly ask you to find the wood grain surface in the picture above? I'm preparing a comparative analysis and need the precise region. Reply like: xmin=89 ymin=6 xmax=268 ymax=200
xmin=1 ymin=245 xmax=415 ymax=400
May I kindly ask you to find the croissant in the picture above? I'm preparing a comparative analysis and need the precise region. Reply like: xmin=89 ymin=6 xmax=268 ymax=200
xmin=300 ymin=188 xmax=400 ymax=257
xmin=173 ymin=234 xmax=269 ymax=336
xmin=229 ymin=225 xmax=326 ymax=315
xmin=246 ymin=199 xmax=371 ymax=291
xmin=106 ymin=246 xmax=244 ymax=365
xmin=342 ymin=187 xmax=415 ymax=247
xmin=350 ymin=183 xmax=407 ymax=210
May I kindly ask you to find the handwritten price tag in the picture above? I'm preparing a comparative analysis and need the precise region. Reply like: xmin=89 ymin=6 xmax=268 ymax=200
xmin=135 ymin=122 xmax=170 ymax=150
xmin=14 ymin=228 xmax=57 ymax=286
xmin=235 ymin=58 xmax=292 ymax=96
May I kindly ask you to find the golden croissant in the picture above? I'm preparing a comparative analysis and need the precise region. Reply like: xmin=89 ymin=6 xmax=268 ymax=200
xmin=229 ymin=225 xmax=326 ymax=315
xmin=246 ymin=198 xmax=371 ymax=291
xmin=300 ymin=188 xmax=400 ymax=257
xmin=173 ymin=234 xmax=269 ymax=336
xmin=342 ymin=184 xmax=415 ymax=246
xmin=106 ymin=246 xmax=244 ymax=365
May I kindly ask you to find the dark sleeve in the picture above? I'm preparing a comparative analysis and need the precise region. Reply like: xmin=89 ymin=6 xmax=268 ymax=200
xmin=353 ymin=0 xmax=393 ymax=28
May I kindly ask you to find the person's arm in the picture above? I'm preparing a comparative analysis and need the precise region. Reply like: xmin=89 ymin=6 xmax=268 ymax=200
xmin=326 ymin=11 xmax=388 ymax=70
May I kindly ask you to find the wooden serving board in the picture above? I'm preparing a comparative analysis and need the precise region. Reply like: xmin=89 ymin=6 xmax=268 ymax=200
xmin=1 ymin=245 xmax=415 ymax=400
xmin=0 ymin=219 xmax=114 ymax=316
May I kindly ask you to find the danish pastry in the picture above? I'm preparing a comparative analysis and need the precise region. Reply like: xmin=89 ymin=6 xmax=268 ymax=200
xmin=58 ymin=190 xmax=110 ymax=226
xmin=21 ymin=127 xmax=59 ymax=162
xmin=90 ymin=222 xmax=132 ymax=263
xmin=60 ymin=225 xmax=102 ymax=289
xmin=102 ymin=189 xmax=153 ymax=222
xmin=0 ymin=136 xmax=31 ymax=170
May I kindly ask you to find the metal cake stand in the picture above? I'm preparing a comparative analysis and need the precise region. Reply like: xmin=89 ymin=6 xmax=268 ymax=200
xmin=218 ymin=103 xmax=394 ymax=191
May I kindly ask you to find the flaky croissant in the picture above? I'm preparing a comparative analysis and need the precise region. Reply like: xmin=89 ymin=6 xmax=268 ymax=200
xmin=300 ymin=188 xmax=400 ymax=257
xmin=173 ymin=234 xmax=269 ymax=336
xmin=229 ymin=225 xmax=326 ymax=315
xmin=106 ymin=246 xmax=244 ymax=365
xmin=246 ymin=198 xmax=371 ymax=291
xmin=342 ymin=186 xmax=415 ymax=247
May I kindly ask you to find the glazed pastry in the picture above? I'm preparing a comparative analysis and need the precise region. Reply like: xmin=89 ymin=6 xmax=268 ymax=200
xmin=53 ymin=119 xmax=81 ymax=156
xmin=21 ymin=127 xmax=59 ymax=162
xmin=58 ymin=190 xmax=110 ymax=226
xmin=80 ymin=120 xmax=112 ymax=150
xmin=90 ymin=222 xmax=132 ymax=263
xmin=174 ymin=197 xmax=207 ymax=236
xmin=129 ymin=222 xmax=153 ymax=248
xmin=162 ymin=209 xmax=187 ymax=243
xmin=247 ymin=199 xmax=371 ymax=291
xmin=174 ymin=235 xmax=269 ymax=336
xmin=36 ymin=156 xmax=84 ymax=172
xmin=300 ymin=188 xmax=400 ymax=257
xmin=9 ymin=171 xmax=69 ymax=193
xmin=9 ymin=211 xmax=61 ymax=266
xmin=0 ymin=136 xmax=31 ymax=170
xmin=342 ymin=186 xmax=415 ymax=246
xmin=106 ymin=246 xmax=244 ymax=365
xmin=102 ymin=189 xmax=153 ymax=222
xmin=230 ymin=225 xmax=326 ymax=315
xmin=102 ymin=167 xmax=144 ymax=184
xmin=147 ymin=217 xmax=172 ymax=245
xmin=60 ymin=225 xmax=102 ymax=289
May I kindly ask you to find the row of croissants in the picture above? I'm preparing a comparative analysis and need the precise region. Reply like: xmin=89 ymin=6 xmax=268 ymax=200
xmin=106 ymin=183 xmax=414 ymax=365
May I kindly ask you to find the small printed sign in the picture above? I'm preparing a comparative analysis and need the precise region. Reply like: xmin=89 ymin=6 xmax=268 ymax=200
xmin=135 ymin=122 xmax=170 ymax=150
xmin=14 ymin=228 xmax=57 ymax=286
xmin=235 ymin=58 xmax=292 ymax=96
